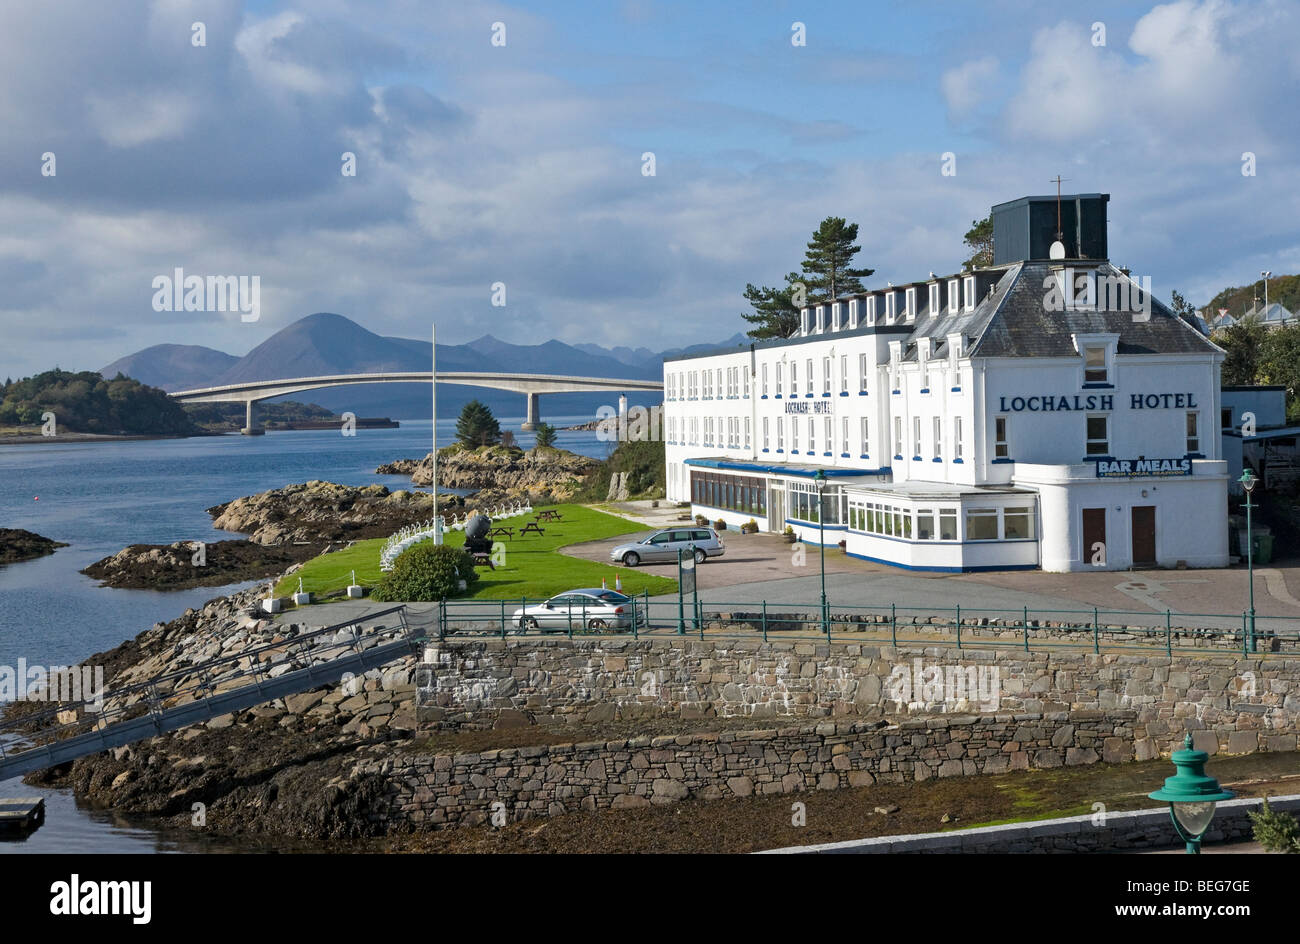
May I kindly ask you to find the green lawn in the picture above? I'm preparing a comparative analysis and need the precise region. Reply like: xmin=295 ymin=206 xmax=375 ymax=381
xmin=274 ymin=504 xmax=677 ymax=603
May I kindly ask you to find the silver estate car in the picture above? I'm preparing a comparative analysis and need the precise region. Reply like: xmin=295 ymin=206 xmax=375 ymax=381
xmin=512 ymin=589 xmax=634 ymax=631
xmin=609 ymin=527 xmax=725 ymax=567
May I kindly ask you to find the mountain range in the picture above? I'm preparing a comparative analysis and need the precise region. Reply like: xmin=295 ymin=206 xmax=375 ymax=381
xmin=101 ymin=313 xmax=745 ymax=421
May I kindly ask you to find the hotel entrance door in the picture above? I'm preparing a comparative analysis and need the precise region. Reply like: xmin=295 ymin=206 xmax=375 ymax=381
xmin=1131 ymin=506 xmax=1156 ymax=566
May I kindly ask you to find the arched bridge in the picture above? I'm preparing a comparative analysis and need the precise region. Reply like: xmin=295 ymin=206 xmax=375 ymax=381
xmin=170 ymin=371 xmax=662 ymax=433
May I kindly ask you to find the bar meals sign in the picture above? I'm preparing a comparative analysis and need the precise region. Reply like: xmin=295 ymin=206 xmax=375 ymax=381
xmin=1095 ymin=457 xmax=1192 ymax=478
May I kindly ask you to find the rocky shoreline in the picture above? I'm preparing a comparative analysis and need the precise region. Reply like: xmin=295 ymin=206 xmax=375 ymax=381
xmin=81 ymin=481 xmax=470 ymax=590
xmin=0 ymin=527 xmax=68 ymax=565
xmin=376 ymin=443 xmax=598 ymax=505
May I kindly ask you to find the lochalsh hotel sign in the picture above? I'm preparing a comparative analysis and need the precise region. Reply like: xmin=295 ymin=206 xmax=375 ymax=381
xmin=1095 ymin=457 xmax=1193 ymax=478
xmin=996 ymin=392 xmax=1198 ymax=413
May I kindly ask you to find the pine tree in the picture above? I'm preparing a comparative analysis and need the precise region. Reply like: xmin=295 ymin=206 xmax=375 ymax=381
xmin=533 ymin=422 xmax=557 ymax=448
xmin=801 ymin=217 xmax=873 ymax=300
xmin=741 ymin=273 xmax=805 ymax=340
xmin=962 ymin=215 xmax=994 ymax=270
xmin=455 ymin=400 xmax=501 ymax=448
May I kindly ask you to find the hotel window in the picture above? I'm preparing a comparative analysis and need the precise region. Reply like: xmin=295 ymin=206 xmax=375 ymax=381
xmin=905 ymin=287 xmax=917 ymax=320
xmin=841 ymin=416 xmax=849 ymax=454
xmin=1186 ymin=412 xmax=1200 ymax=453
xmin=848 ymin=299 xmax=858 ymax=328
xmin=921 ymin=355 xmax=930 ymax=391
xmin=808 ymin=417 xmax=815 ymax=453
xmin=954 ymin=416 xmax=963 ymax=459
xmin=1003 ymin=506 xmax=1036 ymax=540
xmin=913 ymin=417 xmax=921 ymax=457
xmin=775 ymin=362 xmax=783 ymax=396
xmin=762 ymin=363 xmax=769 ymax=396
xmin=886 ymin=292 xmax=897 ymax=322
xmin=858 ymin=353 xmax=869 ymax=392
xmin=716 ymin=369 xmax=723 ymax=395
xmin=840 ymin=355 xmax=848 ymax=392
xmin=965 ymin=507 xmax=999 ymax=541
xmin=743 ymin=369 xmax=750 ymax=397
xmin=801 ymin=309 xmax=810 ymax=335
xmin=831 ymin=303 xmax=841 ymax=331
xmin=939 ymin=509 xmax=957 ymax=540
xmin=1086 ymin=414 xmax=1109 ymax=456
xmin=929 ymin=283 xmax=940 ymax=315
xmin=1220 ymin=407 xmax=1232 ymax=430
xmin=763 ymin=417 xmax=770 ymax=450
xmin=948 ymin=279 xmax=959 ymax=313
xmin=894 ymin=416 xmax=903 ymax=457
xmin=824 ymin=416 xmax=832 ymax=453
xmin=933 ymin=416 xmax=942 ymax=459
xmin=791 ymin=360 xmax=798 ymax=395
xmin=777 ymin=417 xmax=785 ymax=450
xmin=744 ymin=417 xmax=750 ymax=449
xmin=792 ymin=417 xmax=799 ymax=451
xmin=995 ymin=416 xmax=1009 ymax=459
xmin=866 ymin=295 xmax=877 ymax=325
xmin=703 ymin=371 xmax=711 ymax=399
xmin=1084 ymin=345 xmax=1108 ymax=384
xmin=816 ymin=306 xmax=825 ymax=332
xmin=823 ymin=357 xmax=832 ymax=394
xmin=917 ymin=508 xmax=935 ymax=540
xmin=963 ymin=276 xmax=976 ymax=312
xmin=806 ymin=358 xmax=814 ymax=395
xmin=667 ymin=375 xmax=674 ymax=400
xmin=860 ymin=417 xmax=869 ymax=455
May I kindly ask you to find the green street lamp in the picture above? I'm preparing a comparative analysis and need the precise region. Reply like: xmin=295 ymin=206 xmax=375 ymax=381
xmin=814 ymin=469 xmax=828 ymax=635
xmin=1147 ymin=734 xmax=1236 ymax=854
xmin=1239 ymin=469 xmax=1258 ymax=652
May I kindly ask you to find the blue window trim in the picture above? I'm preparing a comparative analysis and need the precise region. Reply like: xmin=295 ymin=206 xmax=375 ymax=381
xmin=839 ymin=391 xmax=849 ymax=397
xmin=822 ymin=451 xmax=832 ymax=457
xmin=776 ymin=448 xmax=784 ymax=453
xmin=991 ymin=457 xmax=1014 ymax=464
xmin=894 ymin=454 xmax=903 ymax=460
xmin=791 ymin=449 xmax=799 ymax=454
xmin=858 ymin=390 xmax=868 ymax=396
xmin=761 ymin=395 xmax=769 ymax=399
xmin=761 ymin=448 xmax=770 ymax=453
xmin=932 ymin=457 xmax=943 ymax=462
xmin=912 ymin=455 xmax=922 ymax=461
xmin=840 ymin=452 xmax=850 ymax=458
xmin=1082 ymin=382 xmax=1114 ymax=389
xmin=920 ymin=388 xmax=930 ymax=394
xmin=1184 ymin=452 xmax=1205 ymax=459
xmin=1084 ymin=454 xmax=1114 ymax=462
xmin=805 ymin=393 xmax=814 ymax=399
xmin=775 ymin=394 xmax=782 ymax=399
xmin=822 ymin=392 xmax=831 ymax=398
xmin=859 ymin=454 xmax=869 ymax=459
xmin=953 ymin=457 xmax=964 ymax=464
xmin=892 ymin=389 xmax=901 ymax=395
xmin=951 ymin=386 xmax=962 ymax=392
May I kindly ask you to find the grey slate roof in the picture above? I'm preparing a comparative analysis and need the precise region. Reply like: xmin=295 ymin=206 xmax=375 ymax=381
xmin=964 ymin=262 xmax=1219 ymax=358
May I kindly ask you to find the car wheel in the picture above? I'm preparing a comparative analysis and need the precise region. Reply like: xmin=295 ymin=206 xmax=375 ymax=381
xmin=519 ymin=616 xmax=539 ymax=630
xmin=587 ymin=619 xmax=607 ymax=629
xmin=623 ymin=552 xmax=640 ymax=567
xmin=694 ymin=548 xmax=707 ymax=564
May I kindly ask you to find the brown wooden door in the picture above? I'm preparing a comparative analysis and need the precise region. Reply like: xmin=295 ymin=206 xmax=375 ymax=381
xmin=1131 ymin=506 xmax=1156 ymax=565
xmin=1082 ymin=508 xmax=1106 ymax=565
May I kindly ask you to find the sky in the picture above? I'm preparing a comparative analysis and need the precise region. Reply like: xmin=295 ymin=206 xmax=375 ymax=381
xmin=2 ymin=0 xmax=1298 ymax=377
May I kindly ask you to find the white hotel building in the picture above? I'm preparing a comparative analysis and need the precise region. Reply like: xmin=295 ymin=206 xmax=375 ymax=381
xmin=662 ymin=194 xmax=1229 ymax=572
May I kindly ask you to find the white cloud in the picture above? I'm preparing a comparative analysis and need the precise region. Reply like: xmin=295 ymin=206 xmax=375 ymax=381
xmin=941 ymin=56 xmax=999 ymax=118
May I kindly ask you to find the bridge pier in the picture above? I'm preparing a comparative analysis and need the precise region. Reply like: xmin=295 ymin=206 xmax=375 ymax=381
xmin=521 ymin=392 xmax=540 ymax=431
xmin=241 ymin=400 xmax=264 ymax=436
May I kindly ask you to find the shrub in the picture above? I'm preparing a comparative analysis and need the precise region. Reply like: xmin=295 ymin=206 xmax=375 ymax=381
xmin=1250 ymin=798 xmax=1300 ymax=853
xmin=372 ymin=542 xmax=479 ymax=602
xmin=713 ymin=518 xmax=727 ymax=531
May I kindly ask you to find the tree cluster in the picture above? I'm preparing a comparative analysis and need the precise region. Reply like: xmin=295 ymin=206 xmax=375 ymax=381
xmin=0 ymin=369 xmax=196 ymax=434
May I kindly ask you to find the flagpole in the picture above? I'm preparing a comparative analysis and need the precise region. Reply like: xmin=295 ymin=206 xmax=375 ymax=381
xmin=432 ymin=323 xmax=438 ymax=539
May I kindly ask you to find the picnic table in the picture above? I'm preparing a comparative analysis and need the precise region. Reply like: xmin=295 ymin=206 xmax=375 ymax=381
xmin=488 ymin=526 xmax=514 ymax=539
xmin=537 ymin=510 xmax=563 ymax=521
xmin=470 ymin=551 xmax=495 ymax=569
xmin=519 ymin=521 xmax=546 ymax=536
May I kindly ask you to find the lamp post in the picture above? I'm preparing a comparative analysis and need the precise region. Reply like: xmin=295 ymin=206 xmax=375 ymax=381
xmin=1240 ymin=469 xmax=1257 ymax=652
xmin=814 ymin=469 xmax=827 ymax=635
xmin=1148 ymin=734 xmax=1236 ymax=854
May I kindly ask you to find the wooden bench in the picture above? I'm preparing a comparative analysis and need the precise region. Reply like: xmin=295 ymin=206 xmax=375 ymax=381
xmin=488 ymin=526 xmax=514 ymax=539
xmin=537 ymin=510 xmax=563 ymax=521
xmin=519 ymin=522 xmax=546 ymax=536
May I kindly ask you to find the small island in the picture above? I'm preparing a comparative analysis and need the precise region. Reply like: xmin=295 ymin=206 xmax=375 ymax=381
xmin=0 ymin=528 xmax=69 ymax=565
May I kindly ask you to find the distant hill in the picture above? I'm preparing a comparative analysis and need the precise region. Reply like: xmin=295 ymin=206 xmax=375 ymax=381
xmin=99 ymin=313 xmax=725 ymax=422
xmin=101 ymin=344 xmax=238 ymax=392
xmin=1204 ymin=274 xmax=1300 ymax=320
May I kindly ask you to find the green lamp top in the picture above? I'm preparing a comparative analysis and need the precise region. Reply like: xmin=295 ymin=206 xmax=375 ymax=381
xmin=1148 ymin=734 xmax=1237 ymax=803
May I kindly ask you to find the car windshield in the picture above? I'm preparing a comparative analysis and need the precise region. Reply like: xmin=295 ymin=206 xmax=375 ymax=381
xmin=591 ymin=591 xmax=630 ymax=602
xmin=639 ymin=533 xmax=658 ymax=544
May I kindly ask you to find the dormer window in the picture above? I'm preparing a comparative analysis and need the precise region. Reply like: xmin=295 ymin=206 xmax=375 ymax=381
xmin=1084 ymin=345 xmax=1107 ymax=383
xmin=815 ymin=305 xmax=825 ymax=333
xmin=866 ymin=295 xmax=877 ymax=325
xmin=800 ymin=308 xmax=810 ymax=336
xmin=929 ymin=283 xmax=940 ymax=316
xmin=885 ymin=292 xmax=896 ymax=323
xmin=948 ymin=279 xmax=959 ymax=313
xmin=963 ymin=276 xmax=976 ymax=312
xmin=831 ymin=302 xmax=841 ymax=332
xmin=906 ymin=287 xmax=917 ymax=321
xmin=848 ymin=299 xmax=858 ymax=329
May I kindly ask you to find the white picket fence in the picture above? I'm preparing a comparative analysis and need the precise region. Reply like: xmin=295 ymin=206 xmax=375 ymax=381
xmin=378 ymin=502 xmax=533 ymax=572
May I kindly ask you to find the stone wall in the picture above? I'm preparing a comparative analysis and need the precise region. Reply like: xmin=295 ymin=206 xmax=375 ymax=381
xmin=363 ymin=710 xmax=1225 ymax=830
xmin=416 ymin=638 xmax=1300 ymax=760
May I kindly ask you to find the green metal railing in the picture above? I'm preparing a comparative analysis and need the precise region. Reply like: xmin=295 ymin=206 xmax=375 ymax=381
xmin=427 ymin=597 xmax=1300 ymax=656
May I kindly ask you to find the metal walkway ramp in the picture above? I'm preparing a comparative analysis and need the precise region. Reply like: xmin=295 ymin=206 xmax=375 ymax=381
xmin=0 ymin=606 xmax=421 ymax=782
